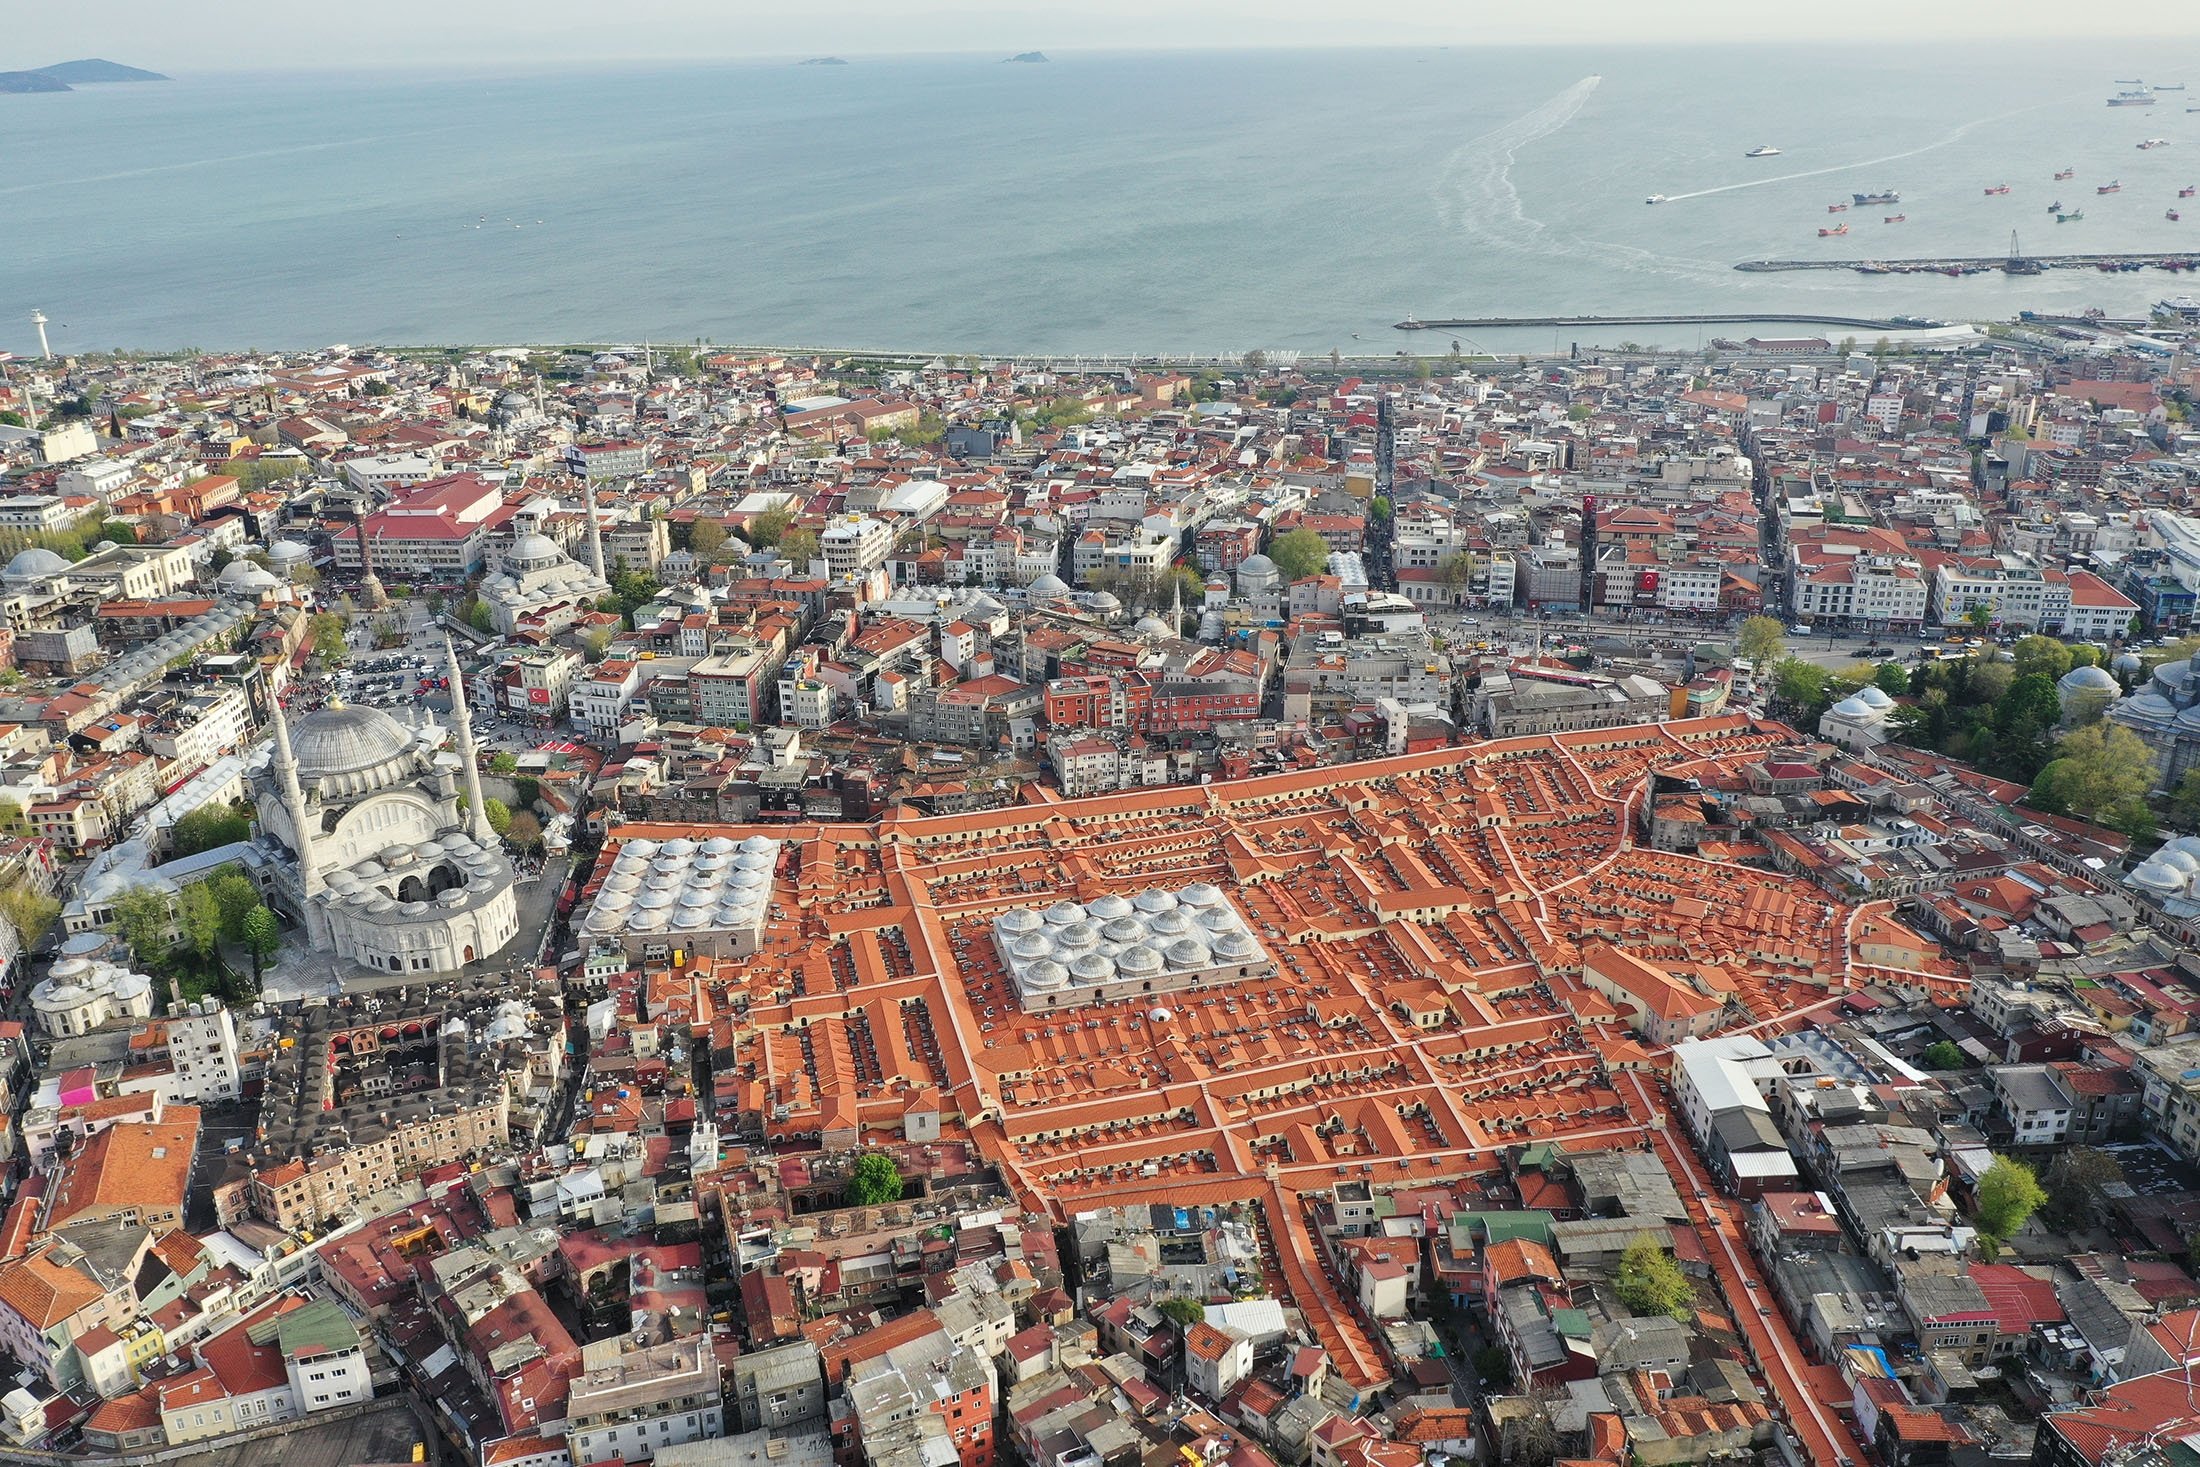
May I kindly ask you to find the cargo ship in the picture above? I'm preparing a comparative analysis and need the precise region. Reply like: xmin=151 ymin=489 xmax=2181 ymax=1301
xmin=2055 ymin=167 xmax=2075 ymax=180
xmin=2140 ymin=138 xmax=2170 ymax=150
xmin=1853 ymin=190 xmax=1900 ymax=205
xmin=1884 ymin=214 xmax=1907 ymax=223
xmin=2099 ymin=181 xmax=2123 ymax=193
xmin=1826 ymin=202 xmax=1848 ymax=213
xmin=1984 ymin=183 xmax=2011 ymax=195
xmin=2183 ymin=185 xmax=2197 ymax=197
xmin=1746 ymin=145 xmax=1782 ymax=157
xmin=2057 ymin=209 xmax=2085 ymax=222
xmin=1819 ymin=223 xmax=1849 ymax=237
xmin=2110 ymin=88 xmax=2157 ymax=106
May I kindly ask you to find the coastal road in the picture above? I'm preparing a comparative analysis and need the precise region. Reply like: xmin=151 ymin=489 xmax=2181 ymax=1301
xmin=1620 ymin=1069 xmax=1865 ymax=1466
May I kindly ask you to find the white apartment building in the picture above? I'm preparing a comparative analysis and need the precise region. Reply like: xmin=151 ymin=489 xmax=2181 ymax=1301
xmin=565 ymin=1336 xmax=724 ymax=1467
xmin=0 ymin=494 xmax=79 ymax=533
xmin=341 ymin=452 xmax=440 ymax=493
xmin=1930 ymin=556 xmax=2068 ymax=630
xmin=1791 ymin=554 xmax=1929 ymax=629
xmin=569 ymin=659 xmax=642 ymax=743
xmin=144 ymin=687 xmax=253 ymax=779
xmin=821 ymin=516 xmax=893 ymax=580
xmin=58 ymin=458 xmax=135 ymax=503
xmin=1655 ymin=561 xmax=1724 ymax=614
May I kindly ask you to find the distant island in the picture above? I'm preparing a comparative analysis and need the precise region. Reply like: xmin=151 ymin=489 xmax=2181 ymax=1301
xmin=1006 ymin=52 xmax=1049 ymax=64
xmin=797 ymin=56 xmax=848 ymax=67
xmin=0 ymin=58 xmax=168 ymax=94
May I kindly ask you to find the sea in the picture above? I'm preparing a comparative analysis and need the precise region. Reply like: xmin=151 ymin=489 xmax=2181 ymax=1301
xmin=7 ymin=39 xmax=2200 ymax=359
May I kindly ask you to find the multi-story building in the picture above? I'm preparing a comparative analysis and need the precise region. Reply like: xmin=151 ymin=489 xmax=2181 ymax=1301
xmin=333 ymin=473 xmax=518 ymax=578
xmin=1929 ymin=555 xmax=2067 ymax=630
xmin=569 ymin=659 xmax=643 ymax=742
xmin=822 ymin=517 xmax=893 ymax=581
xmin=566 ymin=1335 xmax=724 ymax=1466
xmin=729 ymin=1341 xmax=825 ymax=1432
xmin=843 ymin=1331 xmax=996 ymax=1467
xmin=690 ymin=639 xmax=788 ymax=729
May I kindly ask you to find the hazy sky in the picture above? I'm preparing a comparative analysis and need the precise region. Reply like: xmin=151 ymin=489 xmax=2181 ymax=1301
xmin=11 ymin=0 xmax=2200 ymax=71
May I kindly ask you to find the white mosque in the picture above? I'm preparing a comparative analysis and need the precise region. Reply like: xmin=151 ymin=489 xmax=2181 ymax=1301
xmin=478 ymin=489 xmax=612 ymax=637
xmin=251 ymin=639 xmax=520 ymax=976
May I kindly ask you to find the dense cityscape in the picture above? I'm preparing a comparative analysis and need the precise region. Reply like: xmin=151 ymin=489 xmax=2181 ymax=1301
xmin=2 ymin=307 xmax=2200 ymax=1467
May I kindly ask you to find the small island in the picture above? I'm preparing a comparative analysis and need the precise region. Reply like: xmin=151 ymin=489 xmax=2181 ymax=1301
xmin=0 ymin=57 xmax=168 ymax=94
xmin=798 ymin=56 xmax=849 ymax=66
xmin=1006 ymin=51 xmax=1049 ymax=64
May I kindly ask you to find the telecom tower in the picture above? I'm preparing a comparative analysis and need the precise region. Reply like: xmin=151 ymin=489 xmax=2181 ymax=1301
xmin=1579 ymin=494 xmax=1599 ymax=615
xmin=30 ymin=311 xmax=50 ymax=361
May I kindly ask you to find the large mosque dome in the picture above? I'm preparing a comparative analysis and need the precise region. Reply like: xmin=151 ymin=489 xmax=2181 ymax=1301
xmin=292 ymin=703 xmax=417 ymax=782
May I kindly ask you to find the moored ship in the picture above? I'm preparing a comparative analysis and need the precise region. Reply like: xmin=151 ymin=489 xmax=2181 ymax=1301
xmin=1853 ymin=190 xmax=1899 ymax=205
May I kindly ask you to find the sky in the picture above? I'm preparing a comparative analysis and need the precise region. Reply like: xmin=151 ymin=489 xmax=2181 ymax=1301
xmin=10 ymin=0 xmax=2200 ymax=72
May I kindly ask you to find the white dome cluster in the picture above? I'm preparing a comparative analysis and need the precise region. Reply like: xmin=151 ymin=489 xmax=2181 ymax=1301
xmin=30 ymin=957 xmax=160 ymax=1038
xmin=585 ymin=835 xmax=780 ymax=943
xmin=993 ymin=883 xmax=1270 ymax=1009
xmin=2129 ymin=836 xmax=2200 ymax=902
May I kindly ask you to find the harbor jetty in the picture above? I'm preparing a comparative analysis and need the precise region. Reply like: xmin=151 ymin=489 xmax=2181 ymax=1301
xmin=1735 ymin=250 xmax=2200 ymax=275
xmin=1395 ymin=312 xmax=1909 ymax=331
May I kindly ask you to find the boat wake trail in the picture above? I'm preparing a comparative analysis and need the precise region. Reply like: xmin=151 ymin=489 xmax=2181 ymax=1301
xmin=1436 ymin=76 xmax=1729 ymax=282
xmin=1656 ymin=102 xmax=2043 ymax=203
xmin=1435 ymin=76 xmax=1602 ymax=241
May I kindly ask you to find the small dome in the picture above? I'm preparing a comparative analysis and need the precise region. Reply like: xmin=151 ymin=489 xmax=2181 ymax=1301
xmin=1237 ymin=554 xmax=1276 ymax=576
xmin=2112 ymin=651 xmax=2143 ymax=675
xmin=1857 ymin=685 xmax=1894 ymax=709
xmin=4 ymin=547 xmax=69 ymax=581
xmin=218 ymin=559 xmax=279 ymax=593
xmin=1830 ymin=695 xmax=1873 ymax=719
xmin=1086 ymin=591 xmax=1122 ymax=613
xmin=2059 ymin=665 xmax=2121 ymax=694
xmin=1086 ymin=894 xmax=1133 ymax=920
xmin=1070 ymin=952 xmax=1115 ymax=982
xmin=267 ymin=539 xmax=309 ymax=564
xmin=1025 ymin=960 xmax=1068 ymax=989
xmin=995 ymin=908 xmax=1043 ymax=935
xmin=2131 ymin=858 xmax=2187 ymax=894
xmin=1134 ymin=616 xmax=1172 ymax=638
xmin=1116 ymin=944 xmax=1164 ymax=976
xmin=1028 ymin=572 xmax=1070 ymax=597
xmin=1043 ymin=900 xmax=1085 ymax=926
xmin=2162 ymin=849 xmax=2200 ymax=876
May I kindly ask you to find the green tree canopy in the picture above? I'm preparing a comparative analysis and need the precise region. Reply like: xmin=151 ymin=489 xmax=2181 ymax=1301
xmin=1267 ymin=528 xmax=1331 ymax=584
xmin=2011 ymin=635 xmax=2075 ymax=682
xmin=170 ymin=802 xmax=253 ymax=858
xmin=1771 ymin=657 xmax=1828 ymax=712
xmin=2028 ymin=721 xmax=2158 ymax=837
xmin=176 ymin=880 xmax=225 ymax=966
xmin=688 ymin=517 xmax=730 ymax=560
xmin=2068 ymin=643 xmax=2104 ymax=670
xmin=779 ymin=528 xmax=819 ymax=566
xmin=746 ymin=505 xmax=794 ymax=549
xmin=1736 ymin=616 xmax=1786 ymax=668
xmin=1976 ymin=1154 xmax=2048 ymax=1242
xmin=1614 ymin=1236 xmax=1692 ymax=1321
xmin=1921 ymin=1040 xmax=1966 ymax=1070
xmin=489 ymin=751 xmax=519 ymax=776
xmin=307 ymin=611 xmax=349 ymax=664
xmin=112 ymin=887 xmax=174 ymax=971
xmin=1157 ymin=1296 xmax=1205 ymax=1327
xmin=2041 ymin=1147 xmax=2124 ymax=1230
xmin=241 ymin=904 xmax=282 ymax=982
xmin=845 ymin=1152 xmax=903 ymax=1207
xmin=482 ymin=798 xmax=513 ymax=838
xmin=207 ymin=871 xmax=261 ymax=944
xmin=0 ymin=885 xmax=59 ymax=953
xmin=1875 ymin=662 xmax=1912 ymax=697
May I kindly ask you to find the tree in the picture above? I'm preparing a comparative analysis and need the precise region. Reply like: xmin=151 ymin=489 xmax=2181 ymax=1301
xmin=689 ymin=517 xmax=730 ymax=560
xmin=1992 ymin=672 xmax=2065 ymax=782
xmin=1241 ymin=349 xmax=1267 ymax=374
xmin=240 ymin=904 xmax=281 ymax=983
xmin=176 ymin=880 xmax=225 ymax=966
xmin=1736 ymin=615 xmax=1786 ymax=668
xmin=2172 ymin=768 xmax=2200 ymax=831
xmin=1976 ymin=1155 xmax=2047 ymax=1243
xmin=1771 ymin=657 xmax=1828 ymax=711
xmin=2011 ymin=635 xmax=2075 ymax=682
xmin=1267 ymin=528 xmax=1331 ymax=583
xmin=1921 ymin=1040 xmax=1966 ymax=1070
xmin=1157 ymin=1296 xmax=1205 ymax=1328
xmin=506 ymin=811 xmax=544 ymax=854
xmin=2041 ymin=1147 xmax=2124 ymax=1229
xmin=779 ymin=528 xmax=819 ymax=566
xmin=747 ymin=505 xmax=794 ymax=549
xmin=845 ymin=1152 xmax=903 ymax=1207
xmin=112 ymin=886 xmax=173 ymax=970
xmin=0 ymin=885 xmax=59 ymax=954
xmin=307 ymin=611 xmax=349 ymax=665
xmin=2068 ymin=643 xmax=2103 ymax=670
xmin=1437 ymin=552 xmax=1479 ymax=594
xmin=482 ymin=797 xmax=514 ymax=838
xmin=2028 ymin=721 xmax=2158 ymax=836
xmin=489 ymin=751 xmax=519 ymax=776
xmin=207 ymin=871 xmax=260 ymax=943
xmin=0 ymin=798 xmax=26 ymax=836
xmin=468 ymin=600 xmax=496 ymax=635
xmin=1962 ymin=604 xmax=1994 ymax=630
xmin=1614 ymin=1236 xmax=1692 ymax=1321
xmin=170 ymin=802 xmax=252 ymax=857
